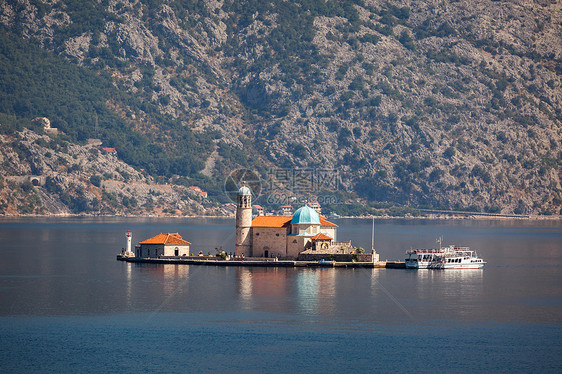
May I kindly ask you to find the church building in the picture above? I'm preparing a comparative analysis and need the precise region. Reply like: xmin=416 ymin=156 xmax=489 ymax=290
xmin=235 ymin=186 xmax=359 ymax=260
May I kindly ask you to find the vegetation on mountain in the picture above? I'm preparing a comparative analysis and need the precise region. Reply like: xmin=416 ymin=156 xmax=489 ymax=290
xmin=0 ymin=30 xmax=213 ymax=178
xmin=0 ymin=0 xmax=560 ymax=216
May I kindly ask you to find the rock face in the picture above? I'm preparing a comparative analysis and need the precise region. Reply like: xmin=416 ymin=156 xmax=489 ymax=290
xmin=0 ymin=129 xmax=210 ymax=216
xmin=0 ymin=0 xmax=560 ymax=215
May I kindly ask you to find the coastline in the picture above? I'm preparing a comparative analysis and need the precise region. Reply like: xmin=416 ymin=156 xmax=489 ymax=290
xmin=1 ymin=213 xmax=559 ymax=221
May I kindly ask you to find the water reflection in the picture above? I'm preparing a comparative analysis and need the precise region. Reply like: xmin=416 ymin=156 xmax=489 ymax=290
xmin=132 ymin=264 xmax=191 ymax=311
xmin=413 ymin=268 xmax=484 ymax=281
xmin=235 ymin=268 xmax=339 ymax=315
xmin=296 ymin=269 xmax=321 ymax=314
xmin=414 ymin=269 xmax=484 ymax=298
xmin=126 ymin=262 xmax=132 ymax=308
xmin=409 ymin=269 xmax=485 ymax=320
xmin=1 ymin=217 xmax=560 ymax=325
xmin=234 ymin=267 xmax=487 ymax=321
xmin=316 ymin=269 xmax=336 ymax=316
xmin=369 ymin=268 xmax=380 ymax=297
xmin=137 ymin=263 xmax=190 ymax=280
xmin=436 ymin=269 xmax=484 ymax=282
xmin=236 ymin=267 xmax=292 ymax=312
xmin=238 ymin=268 xmax=253 ymax=309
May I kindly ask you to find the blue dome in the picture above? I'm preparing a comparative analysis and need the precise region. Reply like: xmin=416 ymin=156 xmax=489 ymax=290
xmin=238 ymin=186 xmax=251 ymax=195
xmin=291 ymin=206 xmax=320 ymax=225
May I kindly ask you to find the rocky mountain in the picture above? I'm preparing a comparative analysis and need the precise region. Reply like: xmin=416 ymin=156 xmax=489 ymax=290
xmin=0 ymin=128 xmax=215 ymax=215
xmin=0 ymin=0 xmax=560 ymax=216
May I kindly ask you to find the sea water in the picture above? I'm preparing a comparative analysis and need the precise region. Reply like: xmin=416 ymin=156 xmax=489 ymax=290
xmin=0 ymin=217 xmax=560 ymax=373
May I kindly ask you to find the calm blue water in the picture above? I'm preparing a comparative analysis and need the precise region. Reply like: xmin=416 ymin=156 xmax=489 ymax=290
xmin=0 ymin=217 xmax=561 ymax=373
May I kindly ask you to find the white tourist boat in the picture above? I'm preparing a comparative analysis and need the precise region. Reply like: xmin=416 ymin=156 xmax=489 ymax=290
xmin=405 ymin=238 xmax=486 ymax=269
xmin=433 ymin=246 xmax=487 ymax=269
xmin=405 ymin=247 xmax=447 ymax=269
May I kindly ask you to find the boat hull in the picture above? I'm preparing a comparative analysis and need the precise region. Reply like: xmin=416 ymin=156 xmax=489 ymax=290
xmin=406 ymin=261 xmax=486 ymax=269
xmin=405 ymin=260 xmax=433 ymax=269
xmin=440 ymin=262 xmax=486 ymax=269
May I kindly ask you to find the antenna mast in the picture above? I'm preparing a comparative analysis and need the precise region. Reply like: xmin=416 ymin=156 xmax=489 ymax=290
xmin=371 ymin=216 xmax=375 ymax=252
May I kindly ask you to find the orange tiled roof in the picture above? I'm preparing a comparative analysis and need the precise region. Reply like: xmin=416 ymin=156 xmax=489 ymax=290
xmin=102 ymin=147 xmax=117 ymax=153
xmin=312 ymin=233 xmax=333 ymax=240
xmin=139 ymin=233 xmax=190 ymax=245
xmin=319 ymin=217 xmax=338 ymax=227
xmin=251 ymin=216 xmax=291 ymax=228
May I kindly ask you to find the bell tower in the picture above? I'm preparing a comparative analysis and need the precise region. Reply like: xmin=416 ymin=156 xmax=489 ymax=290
xmin=235 ymin=184 xmax=252 ymax=257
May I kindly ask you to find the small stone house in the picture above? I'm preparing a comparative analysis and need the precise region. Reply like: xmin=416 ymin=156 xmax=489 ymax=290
xmin=307 ymin=201 xmax=322 ymax=214
xmin=136 ymin=233 xmax=190 ymax=258
xmin=253 ymin=204 xmax=264 ymax=216
xmin=280 ymin=205 xmax=293 ymax=215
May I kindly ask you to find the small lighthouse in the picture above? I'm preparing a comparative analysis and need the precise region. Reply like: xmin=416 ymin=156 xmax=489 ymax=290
xmin=125 ymin=230 xmax=134 ymax=257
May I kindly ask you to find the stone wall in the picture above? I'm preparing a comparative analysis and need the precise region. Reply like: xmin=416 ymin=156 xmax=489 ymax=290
xmin=139 ymin=244 xmax=164 ymax=258
xmin=297 ymin=253 xmax=353 ymax=262
xmin=252 ymin=227 xmax=287 ymax=258
xmin=319 ymin=227 xmax=336 ymax=241
xmin=357 ymin=254 xmax=375 ymax=262
xmin=297 ymin=253 xmax=374 ymax=262
xmin=163 ymin=244 xmax=190 ymax=257
xmin=138 ymin=243 xmax=189 ymax=257
xmin=287 ymin=236 xmax=308 ymax=259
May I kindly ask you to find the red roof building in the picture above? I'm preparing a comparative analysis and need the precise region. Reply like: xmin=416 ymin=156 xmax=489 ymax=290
xmin=139 ymin=233 xmax=190 ymax=245
xmin=311 ymin=233 xmax=333 ymax=240
xmin=252 ymin=204 xmax=265 ymax=216
xmin=307 ymin=201 xmax=321 ymax=214
xmin=251 ymin=216 xmax=292 ymax=228
xmin=137 ymin=233 xmax=190 ymax=258
xmin=189 ymin=186 xmax=208 ymax=198
xmin=319 ymin=217 xmax=338 ymax=227
xmin=248 ymin=213 xmax=339 ymax=259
